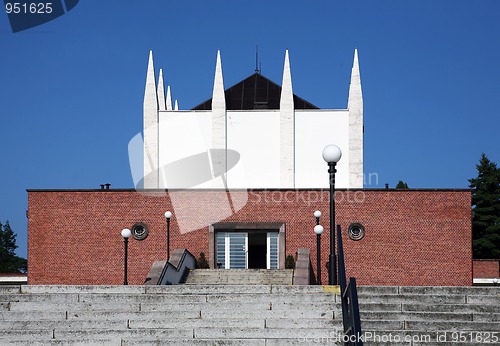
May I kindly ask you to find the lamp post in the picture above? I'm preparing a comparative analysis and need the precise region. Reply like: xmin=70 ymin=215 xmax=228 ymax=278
xmin=164 ymin=211 xmax=172 ymax=260
xmin=121 ymin=228 xmax=132 ymax=285
xmin=314 ymin=224 xmax=324 ymax=285
xmin=314 ymin=210 xmax=322 ymax=284
xmin=322 ymin=144 xmax=342 ymax=285
xmin=314 ymin=210 xmax=322 ymax=226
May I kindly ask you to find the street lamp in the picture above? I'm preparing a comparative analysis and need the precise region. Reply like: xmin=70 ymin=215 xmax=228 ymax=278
xmin=314 ymin=224 xmax=324 ymax=285
xmin=322 ymin=144 xmax=342 ymax=285
xmin=121 ymin=228 xmax=132 ymax=285
xmin=314 ymin=210 xmax=322 ymax=225
xmin=314 ymin=210 xmax=322 ymax=284
xmin=164 ymin=211 xmax=172 ymax=260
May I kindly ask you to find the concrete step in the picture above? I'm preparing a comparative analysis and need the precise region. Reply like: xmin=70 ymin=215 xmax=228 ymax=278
xmin=20 ymin=285 xmax=145 ymax=294
xmin=5 ymin=340 xmax=120 ymax=346
xmin=357 ymin=285 xmax=500 ymax=296
xmin=358 ymin=293 xmax=468 ymax=304
xmin=0 ymin=329 xmax=54 ymax=341
xmin=8 ymin=301 xmax=142 ymax=312
xmin=124 ymin=340 xmax=268 ymax=346
xmin=140 ymin=301 xmax=272 ymax=312
xmin=403 ymin=320 xmax=500 ymax=331
xmin=127 ymin=318 xmax=340 ymax=329
xmin=360 ymin=311 xmax=475 ymax=322
xmin=66 ymin=310 xmax=201 ymax=320
xmin=146 ymin=284 xmax=272 ymax=294
xmin=77 ymin=293 xmax=206 ymax=304
xmin=4 ymin=284 xmax=499 ymax=297
xmin=22 ymin=284 xmax=270 ymax=294
xmin=0 ymin=328 xmax=340 ymax=342
xmin=186 ymin=269 xmax=294 ymax=285
xmin=0 ymin=285 xmax=21 ymax=294
xmin=401 ymin=303 xmax=500 ymax=313
xmin=203 ymin=293 xmax=335 ymax=303
xmin=362 ymin=329 xmax=500 ymax=345
xmin=52 ymin=329 xmax=195 ymax=341
xmin=192 ymin=327 xmax=342 ymax=339
xmin=200 ymin=308 xmax=335 ymax=319
xmin=0 ymin=293 xmax=80 ymax=303
xmin=0 ymin=311 xmax=67 ymax=321
xmin=398 ymin=286 xmax=500 ymax=295
xmin=0 ymin=319 xmax=127 ymax=330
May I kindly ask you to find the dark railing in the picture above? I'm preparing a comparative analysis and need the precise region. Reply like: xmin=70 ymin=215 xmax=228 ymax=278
xmin=337 ymin=224 xmax=363 ymax=345
xmin=157 ymin=248 xmax=196 ymax=285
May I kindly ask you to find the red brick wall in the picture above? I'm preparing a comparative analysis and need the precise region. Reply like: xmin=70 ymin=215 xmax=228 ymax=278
xmin=473 ymin=260 xmax=499 ymax=278
xmin=27 ymin=189 xmax=472 ymax=286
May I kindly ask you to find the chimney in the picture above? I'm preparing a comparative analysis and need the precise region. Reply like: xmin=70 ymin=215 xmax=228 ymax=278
xmin=100 ymin=184 xmax=105 ymax=190
xmin=385 ymin=183 xmax=389 ymax=190
xmin=105 ymin=183 xmax=111 ymax=190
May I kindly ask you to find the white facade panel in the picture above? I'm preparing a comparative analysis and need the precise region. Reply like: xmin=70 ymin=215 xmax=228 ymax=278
xmin=157 ymin=109 xmax=351 ymax=189
xmin=295 ymin=110 xmax=350 ymax=188
xmin=158 ymin=110 xmax=213 ymax=188
xmin=226 ymin=110 xmax=280 ymax=188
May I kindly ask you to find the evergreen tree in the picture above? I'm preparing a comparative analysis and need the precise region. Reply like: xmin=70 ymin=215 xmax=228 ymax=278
xmin=0 ymin=221 xmax=27 ymax=273
xmin=285 ymin=254 xmax=296 ymax=269
xmin=468 ymin=153 xmax=500 ymax=259
xmin=396 ymin=180 xmax=409 ymax=189
xmin=195 ymin=252 xmax=210 ymax=269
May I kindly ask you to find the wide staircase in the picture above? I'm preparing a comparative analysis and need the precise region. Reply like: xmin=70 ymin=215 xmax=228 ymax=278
xmin=357 ymin=285 xmax=500 ymax=345
xmin=0 ymin=284 xmax=498 ymax=345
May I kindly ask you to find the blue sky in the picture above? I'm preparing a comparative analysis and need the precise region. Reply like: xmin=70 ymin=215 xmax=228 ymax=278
xmin=1 ymin=1 xmax=499 ymax=258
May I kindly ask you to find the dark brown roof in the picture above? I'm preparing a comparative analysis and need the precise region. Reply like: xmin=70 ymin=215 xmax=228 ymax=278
xmin=192 ymin=72 xmax=318 ymax=110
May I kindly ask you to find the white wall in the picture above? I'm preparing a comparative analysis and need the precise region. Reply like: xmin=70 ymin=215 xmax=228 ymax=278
xmin=158 ymin=110 xmax=213 ymax=189
xmin=227 ymin=110 xmax=280 ymax=188
xmin=157 ymin=109 xmax=352 ymax=189
xmin=295 ymin=110 xmax=350 ymax=188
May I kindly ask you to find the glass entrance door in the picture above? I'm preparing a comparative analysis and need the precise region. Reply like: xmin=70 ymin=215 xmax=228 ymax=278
xmin=228 ymin=232 xmax=247 ymax=268
xmin=216 ymin=231 xmax=279 ymax=269
xmin=216 ymin=232 xmax=247 ymax=269
xmin=267 ymin=232 xmax=279 ymax=269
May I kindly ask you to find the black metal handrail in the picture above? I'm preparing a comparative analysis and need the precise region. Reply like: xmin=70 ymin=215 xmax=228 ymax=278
xmin=337 ymin=224 xmax=363 ymax=345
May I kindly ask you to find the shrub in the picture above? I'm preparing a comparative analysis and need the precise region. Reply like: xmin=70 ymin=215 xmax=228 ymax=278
xmin=196 ymin=252 xmax=210 ymax=269
xmin=285 ymin=254 xmax=295 ymax=269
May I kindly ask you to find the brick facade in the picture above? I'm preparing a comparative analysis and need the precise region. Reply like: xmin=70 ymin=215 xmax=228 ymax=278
xmin=473 ymin=260 xmax=499 ymax=278
xmin=27 ymin=189 xmax=472 ymax=286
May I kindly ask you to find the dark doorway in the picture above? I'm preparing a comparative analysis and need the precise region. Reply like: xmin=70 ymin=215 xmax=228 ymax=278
xmin=248 ymin=232 xmax=267 ymax=269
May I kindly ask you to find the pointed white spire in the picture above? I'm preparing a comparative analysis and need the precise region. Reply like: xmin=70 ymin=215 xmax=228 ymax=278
xmin=348 ymin=49 xmax=364 ymax=188
xmin=143 ymin=50 xmax=159 ymax=188
xmin=174 ymin=99 xmax=179 ymax=110
xmin=348 ymin=49 xmax=362 ymax=111
xmin=157 ymin=69 xmax=166 ymax=111
xmin=144 ymin=50 xmax=158 ymax=112
xmin=212 ymin=50 xmax=226 ymax=111
xmin=280 ymin=49 xmax=294 ymax=110
xmin=280 ymin=49 xmax=295 ymax=187
xmin=166 ymin=85 xmax=173 ymax=110
xmin=211 ymin=50 xmax=227 ymax=187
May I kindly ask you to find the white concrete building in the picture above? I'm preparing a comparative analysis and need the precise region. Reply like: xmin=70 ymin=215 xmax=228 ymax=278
xmin=143 ymin=50 xmax=363 ymax=189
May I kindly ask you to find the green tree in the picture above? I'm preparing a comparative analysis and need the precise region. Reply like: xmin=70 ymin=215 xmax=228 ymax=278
xmin=396 ymin=180 xmax=409 ymax=189
xmin=468 ymin=153 xmax=500 ymax=259
xmin=0 ymin=221 xmax=27 ymax=273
